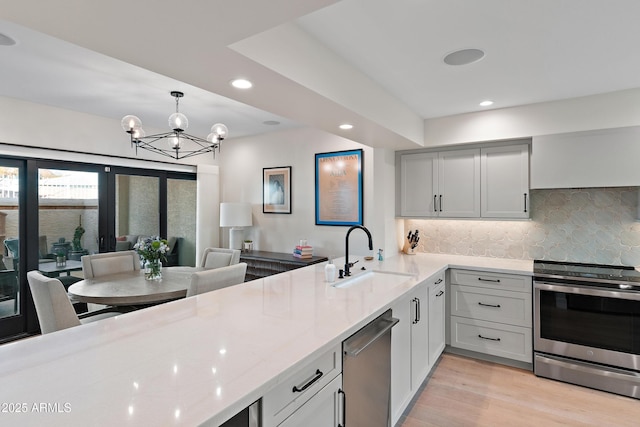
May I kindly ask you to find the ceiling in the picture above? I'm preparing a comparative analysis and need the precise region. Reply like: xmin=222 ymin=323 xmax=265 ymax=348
xmin=1 ymin=0 xmax=640 ymax=152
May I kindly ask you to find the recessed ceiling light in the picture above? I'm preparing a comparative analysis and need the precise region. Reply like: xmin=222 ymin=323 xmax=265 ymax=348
xmin=339 ymin=124 xmax=353 ymax=130
xmin=479 ymin=100 xmax=494 ymax=107
xmin=443 ymin=48 xmax=485 ymax=66
xmin=263 ymin=120 xmax=280 ymax=126
xmin=231 ymin=79 xmax=252 ymax=89
xmin=0 ymin=32 xmax=17 ymax=46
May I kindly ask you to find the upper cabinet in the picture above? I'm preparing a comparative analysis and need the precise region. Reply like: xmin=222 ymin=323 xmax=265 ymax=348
xmin=397 ymin=140 xmax=530 ymax=219
xmin=531 ymin=126 xmax=640 ymax=189
xmin=439 ymin=149 xmax=481 ymax=217
xmin=480 ymin=144 xmax=530 ymax=219
xmin=398 ymin=148 xmax=480 ymax=218
xmin=399 ymin=152 xmax=438 ymax=217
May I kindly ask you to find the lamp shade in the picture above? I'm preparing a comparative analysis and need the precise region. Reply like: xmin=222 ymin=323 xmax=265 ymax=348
xmin=220 ymin=202 xmax=252 ymax=227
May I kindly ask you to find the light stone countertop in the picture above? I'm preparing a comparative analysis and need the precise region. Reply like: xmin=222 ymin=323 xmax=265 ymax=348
xmin=0 ymin=253 xmax=532 ymax=426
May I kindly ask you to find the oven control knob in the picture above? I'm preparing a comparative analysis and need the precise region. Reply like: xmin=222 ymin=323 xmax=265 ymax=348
xmin=587 ymin=350 xmax=594 ymax=357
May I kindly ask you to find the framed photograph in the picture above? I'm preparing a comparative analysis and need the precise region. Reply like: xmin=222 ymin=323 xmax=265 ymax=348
xmin=263 ymin=166 xmax=291 ymax=214
xmin=315 ymin=149 xmax=363 ymax=226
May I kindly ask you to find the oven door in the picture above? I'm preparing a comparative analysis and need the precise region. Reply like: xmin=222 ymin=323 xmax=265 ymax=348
xmin=534 ymin=281 xmax=640 ymax=372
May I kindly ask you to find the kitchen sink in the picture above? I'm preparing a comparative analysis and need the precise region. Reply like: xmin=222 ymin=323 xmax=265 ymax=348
xmin=331 ymin=270 xmax=416 ymax=291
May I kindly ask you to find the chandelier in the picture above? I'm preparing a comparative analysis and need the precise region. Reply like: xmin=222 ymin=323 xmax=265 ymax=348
xmin=121 ymin=91 xmax=229 ymax=160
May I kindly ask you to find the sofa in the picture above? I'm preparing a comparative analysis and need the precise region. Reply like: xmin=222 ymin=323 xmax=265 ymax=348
xmin=115 ymin=235 xmax=182 ymax=267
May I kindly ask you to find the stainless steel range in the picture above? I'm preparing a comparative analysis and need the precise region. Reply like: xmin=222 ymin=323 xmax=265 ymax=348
xmin=533 ymin=260 xmax=640 ymax=399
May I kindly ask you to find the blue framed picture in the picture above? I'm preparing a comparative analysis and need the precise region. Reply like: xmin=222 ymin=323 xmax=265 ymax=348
xmin=315 ymin=149 xmax=363 ymax=226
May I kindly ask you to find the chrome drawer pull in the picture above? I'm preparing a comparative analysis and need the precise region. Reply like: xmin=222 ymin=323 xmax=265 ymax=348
xmin=478 ymin=334 xmax=501 ymax=342
xmin=292 ymin=369 xmax=323 ymax=393
xmin=478 ymin=277 xmax=500 ymax=283
xmin=478 ymin=302 xmax=501 ymax=308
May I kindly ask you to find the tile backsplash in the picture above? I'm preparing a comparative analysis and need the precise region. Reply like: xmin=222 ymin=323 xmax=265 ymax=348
xmin=406 ymin=187 xmax=640 ymax=266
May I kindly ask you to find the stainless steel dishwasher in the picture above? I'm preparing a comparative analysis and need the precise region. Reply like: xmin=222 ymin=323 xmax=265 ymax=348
xmin=342 ymin=309 xmax=399 ymax=427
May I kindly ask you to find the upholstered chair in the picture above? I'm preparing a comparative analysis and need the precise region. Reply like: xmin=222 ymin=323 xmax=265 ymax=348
xmin=81 ymin=250 xmax=141 ymax=279
xmin=200 ymin=247 xmax=241 ymax=269
xmin=186 ymin=263 xmax=247 ymax=297
xmin=27 ymin=271 xmax=117 ymax=334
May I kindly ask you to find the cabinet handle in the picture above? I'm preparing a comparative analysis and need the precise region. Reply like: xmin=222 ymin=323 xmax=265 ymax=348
xmin=436 ymin=290 xmax=444 ymax=297
xmin=338 ymin=389 xmax=346 ymax=427
xmin=439 ymin=195 xmax=443 ymax=212
xmin=433 ymin=195 xmax=437 ymax=212
xmin=478 ymin=302 xmax=501 ymax=308
xmin=434 ymin=278 xmax=443 ymax=285
xmin=478 ymin=277 xmax=500 ymax=283
xmin=292 ymin=369 xmax=323 ymax=393
xmin=478 ymin=334 xmax=501 ymax=342
xmin=523 ymin=193 xmax=528 ymax=213
xmin=412 ymin=297 xmax=420 ymax=324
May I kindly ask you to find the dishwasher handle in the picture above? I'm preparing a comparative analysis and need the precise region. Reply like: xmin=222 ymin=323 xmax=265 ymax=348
xmin=343 ymin=316 xmax=399 ymax=358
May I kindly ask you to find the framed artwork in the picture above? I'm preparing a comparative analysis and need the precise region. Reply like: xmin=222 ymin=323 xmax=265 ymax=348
xmin=263 ymin=166 xmax=291 ymax=214
xmin=315 ymin=149 xmax=363 ymax=226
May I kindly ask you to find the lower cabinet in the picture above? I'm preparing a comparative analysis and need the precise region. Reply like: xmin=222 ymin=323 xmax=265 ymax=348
xmin=391 ymin=271 xmax=446 ymax=426
xmin=278 ymin=375 xmax=343 ymax=427
xmin=391 ymin=281 xmax=426 ymax=425
xmin=262 ymin=344 xmax=342 ymax=427
xmin=449 ymin=269 xmax=533 ymax=363
xmin=428 ymin=278 xmax=446 ymax=368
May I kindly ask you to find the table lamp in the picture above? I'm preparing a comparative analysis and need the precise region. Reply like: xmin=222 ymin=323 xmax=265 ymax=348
xmin=220 ymin=202 xmax=252 ymax=250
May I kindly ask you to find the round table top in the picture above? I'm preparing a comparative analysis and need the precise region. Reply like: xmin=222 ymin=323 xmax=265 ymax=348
xmin=68 ymin=267 xmax=204 ymax=306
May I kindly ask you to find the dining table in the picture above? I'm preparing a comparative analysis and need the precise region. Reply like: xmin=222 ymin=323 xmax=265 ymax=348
xmin=67 ymin=266 xmax=204 ymax=306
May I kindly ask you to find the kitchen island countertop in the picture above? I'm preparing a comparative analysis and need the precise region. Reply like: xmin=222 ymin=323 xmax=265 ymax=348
xmin=0 ymin=253 xmax=532 ymax=426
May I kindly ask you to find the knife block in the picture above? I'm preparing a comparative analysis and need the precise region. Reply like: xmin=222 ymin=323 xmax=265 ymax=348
xmin=402 ymin=241 xmax=416 ymax=255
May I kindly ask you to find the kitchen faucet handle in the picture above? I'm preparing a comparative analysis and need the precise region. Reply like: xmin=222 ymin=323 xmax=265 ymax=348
xmin=349 ymin=259 xmax=359 ymax=267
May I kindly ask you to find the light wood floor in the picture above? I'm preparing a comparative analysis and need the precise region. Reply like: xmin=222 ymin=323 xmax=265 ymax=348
xmin=398 ymin=353 xmax=640 ymax=427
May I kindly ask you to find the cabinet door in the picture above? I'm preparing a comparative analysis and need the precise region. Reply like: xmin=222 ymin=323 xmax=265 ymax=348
xmin=390 ymin=283 xmax=428 ymax=426
xmin=399 ymin=152 xmax=438 ymax=217
xmin=278 ymin=374 xmax=343 ymax=427
xmin=438 ymin=149 xmax=480 ymax=217
xmin=481 ymin=144 xmax=530 ymax=218
xmin=428 ymin=281 xmax=446 ymax=368
xmin=410 ymin=284 xmax=429 ymax=390
xmin=390 ymin=292 xmax=412 ymax=425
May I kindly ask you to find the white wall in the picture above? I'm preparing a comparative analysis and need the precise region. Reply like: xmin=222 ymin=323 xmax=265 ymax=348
xmin=218 ymin=127 xmax=398 ymax=259
xmin=0 ymin=95 xmax=208 ymax=169
xmin=424 ymin=88 xmax=640 ymax=147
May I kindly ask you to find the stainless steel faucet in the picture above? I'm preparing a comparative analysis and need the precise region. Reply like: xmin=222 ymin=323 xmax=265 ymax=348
xmin=344 ymin=225 xmax=373 ymax=277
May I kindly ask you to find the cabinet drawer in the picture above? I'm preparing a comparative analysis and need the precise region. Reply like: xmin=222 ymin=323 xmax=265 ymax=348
xmin=428 ymin=271 xmax=445 ymax=288
xmin=262 ymin=344 xmax=342 ymax=427
xmin=450 ymin=316 xmax=532 ymax=363
xmin=450 ymin=284 xmax=531 ymax=327
xmin=450 ymin=269 xmax=531 ymax=292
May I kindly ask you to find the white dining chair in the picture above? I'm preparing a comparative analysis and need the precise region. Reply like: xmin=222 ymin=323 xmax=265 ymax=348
xmin=81 ymin=250 xmax=141 ymax=279
xmin=200 ymin=247 xmax=241 ymax=269
xmin=186 ymin=263 xmax=247 ymax=297
xmin=27 ymin=271 xmax=118 ymax=334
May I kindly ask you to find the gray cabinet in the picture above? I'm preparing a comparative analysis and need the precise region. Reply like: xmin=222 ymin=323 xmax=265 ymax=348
xmin=480 ymin=144 xmax=530 ymax=218
xmin=262 ymin=344 xmax=342 ymax=427
xmin=397 ymin=141 xmax=530 ymax=219
xmin=449 ymin=269 xmax=532 ymax=363
xmin=428 ymin=275 xmax=446 ymax=367
xmin=398 ymin=148 xmax=480 ymax=218
xmin=278 ymin=375 xmax=342 ymax=427
xmin=390 ymin=281 xmax=428 ymax=425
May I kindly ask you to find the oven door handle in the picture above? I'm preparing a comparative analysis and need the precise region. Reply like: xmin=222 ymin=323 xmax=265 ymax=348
xmin=534 ymin=281 xmax=640 ymax=301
